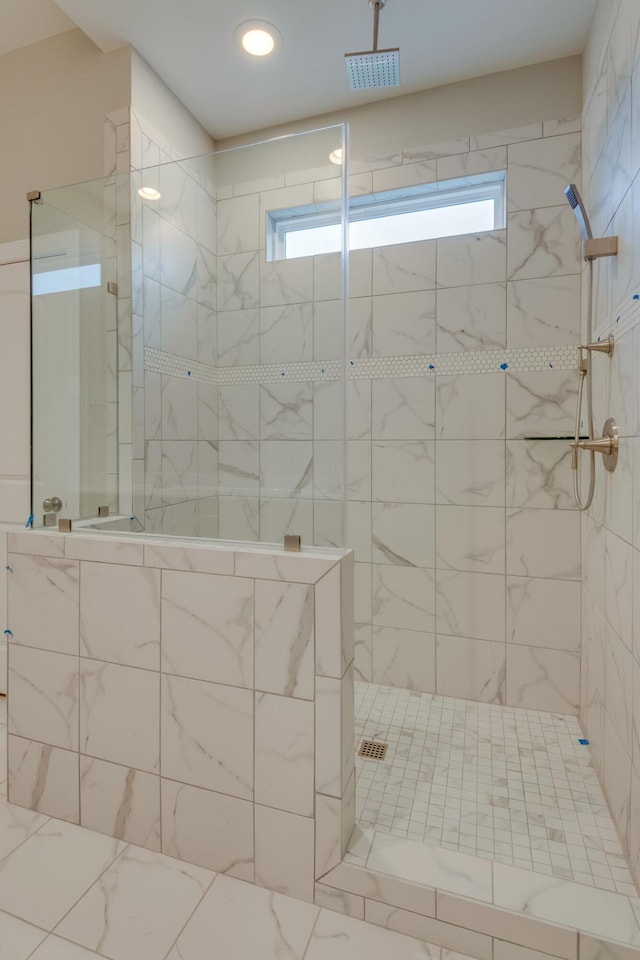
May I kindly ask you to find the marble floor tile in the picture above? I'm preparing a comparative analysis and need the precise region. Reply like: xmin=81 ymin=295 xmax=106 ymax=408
xmin=0 ymin=819 xmax=124 ymax=929
xmin=168 ymin=874 xmax=319 ymax=960
xmin=354 ymin=681 xmax=635 ymax=894
xmin=56 ymin=844 xmax=214 ymax=960
xmin=0 ymin=908 xmax=47 ymax=958
xmin=0 ymin=800 xmax=49 ymax=864
xmin=304 ymin=908 xmax=440 ymax=959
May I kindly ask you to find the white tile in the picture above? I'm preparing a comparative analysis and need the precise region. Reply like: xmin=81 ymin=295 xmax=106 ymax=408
xmin=305 ymin=905 xmax=438 ymax=960
xmin=162 ymin=570 xmax=254 ymax=687
xmin=315 ymin=884 xmax=365 ymax=919
xmin=506 ymin=508 xmax=581 ymax=579
xmin=436 ymin=374 xmax=505 ymax=440
xmin=0 ymin=800 xmax=49 ymax=864
xmin=372 ymin=502 xmax=435 ymax=568
xmin=372 ymin=441 xmax=435 ymax=503
xmin=372 ymin=241 xmax=436 ymax=295
xmin=8 ymin=646 xmax=78 ymax=751
xmin=436 ymin=635 xmax=505 ymax=703
xmin=65 ymin=536 xmax=144 ymax=566
xmin=260 ymin=440 xmax=313 ymax=499
xmin=0 ymin=910 xmax=47 ymax=959
xmin=234 ymin=550 xmax=338 ymax=584
xmin=367 ymin=832 xmax=492 ymax=902
xmin=507 ymin=133 xmax=581 ymax=211
xmin=80 ymin=756 xmax=160 ymax=850
xmin=506 ymin=371 xmax=577 ymax=439
xmin=372 ymin=291 xmax=436 ymax=357
xmin=437 ymin=231 xmax=506 ymax=288
xmin=365 ymin=900 xmax=492 ymax=960
xmin=143 ymin=541 xmax=234 ymax=575
xmin=161 ymin=779 xmax=254 ymax=880
xmin=437 ymin=282 xmax=506 ymax=352
xmin=436 ymin=570 xmax=505 ymax=642
xmin=372 ymin=626 xmax=435 ymax=692
xmin=7 ymin=554 xmax=79 ymax=655
xmin=506 ymin=276 xmax=581 ymax=348
xmin=316 ymin=565 xmax=344 ymax=679
xmin=506 ymin=646 xmax=580 ymax=714
xmin=507 ymin=577 xmax=581 ymax=651
xmin=218 ymin=384 xmax=260 ymax=440
xmin=506 ymin=440 xmax=574 ymax=509
xmin=254 ymin=805 xmax=315 ymax=902
xmin=255 ymin=580 xmax=314 ymax=698
xmin=29 ymin=935 xmax=107 ymax=959
xmin=80 ymin=562 xmax=160 ymax=669
xmin=161 ymin=674 xmax=253 ymax=799
xmin=320 ymin=860 xmax=436 ymax=916
xmin=493 ymin=863 xmax=640 ymax=946
xmin=436 ymin=506 xmax=505 ymax=574
xmin=217 ymin=308 xmax=259 ymax=365
xmin=56 ymin=845 xmax=213 ymax=960
xmin=436 ymin=440 xmax=505 ymax=506
xmin=255 ymin=693 xmax=314 ymax=817
xmin=0 ymin=819 xmax=124 ymax=929
xmin=507 ymin=206 xmax=582 ymax=280
xmin=9 ymin=736 xmax=79 ymax=823
xmin=372 ymin=565 xmax=436 ymax=632
xmin=169 ymin=873 xmax=319 ymax=960
xmin=80 ymin=660 xmax=159 ymax=773
xmin=7 ymin=533 xmax=64 ymax=558
xmin=260 ymin=256 xmax=313 ymax=307
xmin=372 ymin=379 xmax=435 ymax=440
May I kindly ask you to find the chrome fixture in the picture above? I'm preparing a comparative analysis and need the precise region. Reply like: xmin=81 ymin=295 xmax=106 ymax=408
xmin=42 ymin=496 xmax=62 ymax=513
xmin=345 ymin=0 xmax=400 ymax=91
xmin=565 ymin=183 xmax=619 ymax=510
xmin=571 ymin=418 xmax=619 ymax=473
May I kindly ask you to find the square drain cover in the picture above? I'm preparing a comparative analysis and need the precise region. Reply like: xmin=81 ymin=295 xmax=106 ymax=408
xmin=358 ymin=739 xmax=388 ymax=760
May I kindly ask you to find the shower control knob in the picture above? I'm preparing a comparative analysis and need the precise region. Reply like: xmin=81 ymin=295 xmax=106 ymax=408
xmin=570 ymin=418 xmax=619 ymax=473
xmin=42 ymin=496 xmax=63 ymax=513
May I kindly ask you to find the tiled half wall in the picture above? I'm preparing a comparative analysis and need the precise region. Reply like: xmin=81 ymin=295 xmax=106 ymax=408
xmin=3 ymin=529 xmax=354 ymax=903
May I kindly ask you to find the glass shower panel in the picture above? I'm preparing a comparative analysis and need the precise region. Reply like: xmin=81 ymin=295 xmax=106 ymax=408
xmin=30 ymin=123 xmax=347 ymax=546
xmin=30 ymin=180 xmax=118 ymax=528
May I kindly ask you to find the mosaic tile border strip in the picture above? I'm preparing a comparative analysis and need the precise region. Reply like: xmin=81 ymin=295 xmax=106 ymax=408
xmin=144 ymin=348 xmax=218 ymax=384
xmin=593 ymin=288 xmax=640 ymax=343
xmin=145 ymin=344 xmax=580 ymax=387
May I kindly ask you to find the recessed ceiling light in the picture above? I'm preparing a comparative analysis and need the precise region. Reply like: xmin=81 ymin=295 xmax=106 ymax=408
xmin=235 ymin=20 xmax=280 ymax=57
xmin=138 ymin=186 xmax=161 ymax=200
xmin=329 ymin=149 xmax=343 ymax=165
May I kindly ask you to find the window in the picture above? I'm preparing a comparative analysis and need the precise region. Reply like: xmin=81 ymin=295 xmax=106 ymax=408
xmin=267 ymin=171 xmax=506 ymax=261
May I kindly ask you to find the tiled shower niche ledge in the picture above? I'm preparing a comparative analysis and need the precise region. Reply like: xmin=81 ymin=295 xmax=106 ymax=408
xmin=318 ymin=828 xmax=640 ymax=959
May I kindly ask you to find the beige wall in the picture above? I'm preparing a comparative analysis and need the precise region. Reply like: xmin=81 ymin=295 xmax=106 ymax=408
xmin=217 ymin=56 xmax=583 ymax=160
xmin=0 ymin=28 xmax=130 ymax=244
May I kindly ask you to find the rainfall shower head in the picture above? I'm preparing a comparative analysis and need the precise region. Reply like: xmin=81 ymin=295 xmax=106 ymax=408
xmin=564 ymin=183 xmax=593 ymax=241
xmin=345 ymin=0 xmax=400 ymax=91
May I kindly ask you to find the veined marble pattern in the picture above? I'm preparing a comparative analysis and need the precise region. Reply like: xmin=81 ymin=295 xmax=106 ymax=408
xmin=355 ymin=682 xmax=637 ymax=896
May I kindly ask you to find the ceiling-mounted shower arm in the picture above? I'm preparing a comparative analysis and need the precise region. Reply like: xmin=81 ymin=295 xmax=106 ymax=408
xmin=370 ymin=0 xmax=385 ymax=51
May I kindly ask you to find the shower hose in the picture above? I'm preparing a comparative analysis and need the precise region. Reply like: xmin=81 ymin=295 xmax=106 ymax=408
xmin=572 ymin=259 xmax=596 ymax=510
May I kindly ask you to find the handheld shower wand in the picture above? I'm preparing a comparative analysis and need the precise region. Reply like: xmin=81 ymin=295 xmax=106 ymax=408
xmin=564 ymin=183 xmax=618 ymax=510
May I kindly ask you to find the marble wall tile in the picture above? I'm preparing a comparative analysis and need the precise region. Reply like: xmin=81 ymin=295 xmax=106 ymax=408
xmin=372 ymin=159 xmax=437 ymax=192
xmin=436 ymin=570 xmax=506 ymax=642
xmin=161 ymin=780 xmax=254 ymax=880
xmin=372 ymin=378 xmax=435 ymax=439
xmin=354 ymin=563 xmax=372 ymax=623
xmin=347 ymin=440 xmax=371 ymax=501
xmin=315 ymin=565 xmax=344 ymax=679
xmin=371 ymin=626 xmax=436 ymax=692
xmin=605 ymin=530 xmax=633 ymax=651
xmin=372 ymin=565 xmax=436 ymax=632
xmin=506 ymin=370 xmax=578 ymax=439
xmin=506 ymin=508 xmax=581 ymax=579
xmin=371 ymin=502 xmax=435 ymax=568
xmin=372 ymin=290 xmax=436 ymax=357
xmin=507 ymin=206 xmax=582 ymax=280
xmin=436 ymin=282 xmax=507 ymax=352
xmin=261 ymin=497 xmax=314 ymax=544
xmin=365 ymin=899 xmax=493 ymax=959
xmin=218 ymin=495 xmax=260 ymax=540
xmin=254 ymin=804 xmax=315 ymax=902
xmin=161 ymin=674 xmax=253 ymax=799
xmin=436 ymin=505 xmax=506 ymax=574
xmin=260 ymin=257 xmax=313 ymax=307
xmin=162 ymin=570 xmax=254 ymax=688
xmin=349 ymin=298 xmax=374 ymax=359
xmin=507 ymin=577 xmax=581 ymax=651
xmin=8 ymin=736 xmax=79 ymax=823
xmin=160 ymin=290 xmax=197 ymax=359
xmin=436 ymin=374 xmax=505 ymax=439
xmin=348 ymin=380 xmax=372 ymax=440
xmin=217 ymin=308 xmax=260 ymax=367
xmin=315 ymin=883 xmax=365 ymax=919
xmin=161 ymin=441 xmax=198 ymax=506
xmin=436 ymin=440 xmax=505 ymax=506
xmin=217 ymin=252 xmax=259 ymax=311
xmin=506 ymin=276 xmax=581 ymax=347
xmin=197 ymin=304 xmax=217 ymax=366
xmin=7 ymin=554 xmax=79 ymax=655
xmin=605 ymin=623 xmax=633 ymax=754
xmin=436 ymin=635 xmax=506 ymax=703
xmin=604 ymin=717 xmax=632 ymax=851
xmin=506 ymin=646 xmax=580 ymax=713
xmin=437 ymin=145 xmax=506 ymax=181
xmin=372 ymin=240 xmax=436 ymax=296
xmin=9 ymin=646 xmax=78 ymax=751
xmin=218 ymin=384 xmax=259 ymax=440
xmin=372 ymin=440 xmax=435 ymax=503
xmin=314 ymin=300 xmax=343 ymax=360
xmin=80 ymin=562 xmax=160 ymax=669
xmin=507 ymin=133 xmax=581 ymax=211
xmin=506 ymin=439 xmax=574 ymax=509
xmin=160 ymin=220 xmax=197 ymax=298
xmin=255 ymin=580 xmax=314 ymax=698
xmin=314 ymin=381 xmax=343 ymax=440
xmin=260 ymin=303 xmax=313 ymax=363
xmin=255 ymin=693 xmax=314 ymax=817
xmin=217 ymin=194 xmax=259 ymax=256
xmin=437 ymin=230 xmax=507 ymax=288
xmin=260 ymin=383 xmax=313 ymax=440
xmin=80 ymin=756 xmax=160 ymax=850
xmin=80 ymin=660 xmax=159 ymax=772
xmin=161 ymin=376 xmax=198 ymax=441
xmin=218 ymin=441 xmax=260 ymax=497
xmin=260 ymin=441 xmax=313 ymax=499
xmin=471 ymin=123 xmax=544 ymax=150
xmin=7 ymin=533 xmax=63 ymax=558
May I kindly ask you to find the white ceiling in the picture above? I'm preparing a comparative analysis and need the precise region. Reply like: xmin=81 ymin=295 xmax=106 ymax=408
xmin=0 ymin=0 xmax=74 ymax=56
xmin=4 ymin=0 xmax=597 ymax=138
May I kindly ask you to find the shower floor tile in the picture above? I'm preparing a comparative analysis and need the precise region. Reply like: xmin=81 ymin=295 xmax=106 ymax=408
xmin=355 ymin=681 xmax=637 ymax=896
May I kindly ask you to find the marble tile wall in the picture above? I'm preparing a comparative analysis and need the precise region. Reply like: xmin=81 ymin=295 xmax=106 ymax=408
xmin=579 ymin=0 xmax=640 ymax=891
xmin=3 ymin=529 xmax=354 ymax=903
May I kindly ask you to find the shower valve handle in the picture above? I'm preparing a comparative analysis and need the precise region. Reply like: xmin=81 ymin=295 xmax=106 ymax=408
xmin=570 ymin=418 xmax=619 ymax=473
xmin=570 ymin=437 xmax=615 ymax=454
